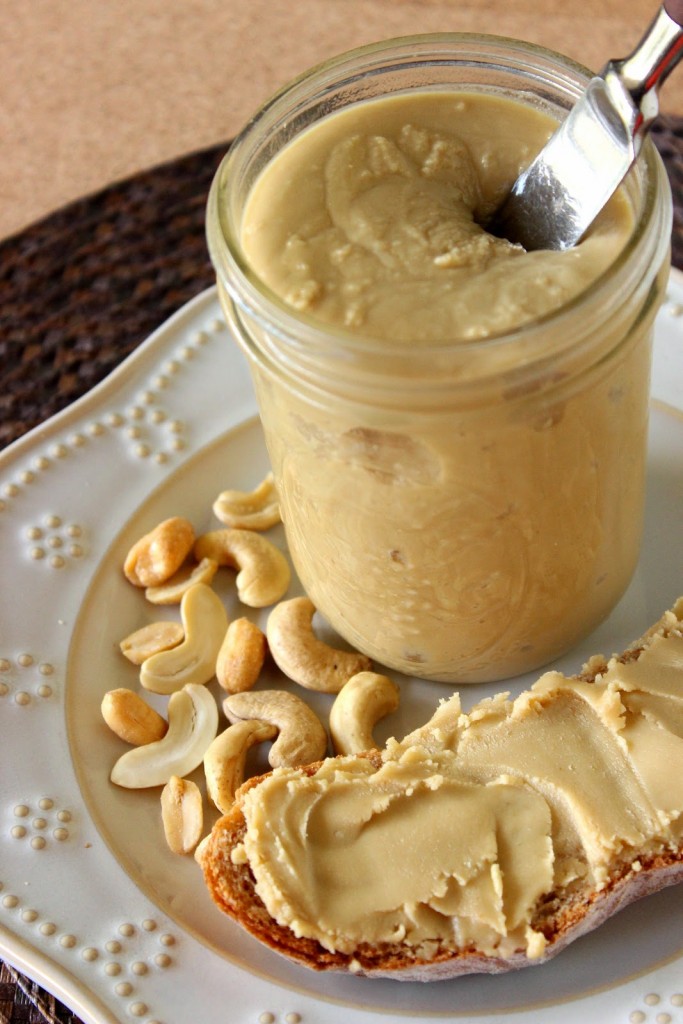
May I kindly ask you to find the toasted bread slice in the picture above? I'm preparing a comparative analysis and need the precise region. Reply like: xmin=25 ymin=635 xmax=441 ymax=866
xmin=198 ymin=600 xmax=683 ymax=980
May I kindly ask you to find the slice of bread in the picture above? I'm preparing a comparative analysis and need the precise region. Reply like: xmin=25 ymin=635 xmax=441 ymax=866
xmin=198 ymin=600 xmax=683 ymax=980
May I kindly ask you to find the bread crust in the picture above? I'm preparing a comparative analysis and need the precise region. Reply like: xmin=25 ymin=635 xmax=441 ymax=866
xmin=198 ymin=605 xmax=683 ymax=980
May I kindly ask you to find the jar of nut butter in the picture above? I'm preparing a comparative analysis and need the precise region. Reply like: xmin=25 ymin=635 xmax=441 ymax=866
xmin=206 ymin=34 xmax=672 ymax=683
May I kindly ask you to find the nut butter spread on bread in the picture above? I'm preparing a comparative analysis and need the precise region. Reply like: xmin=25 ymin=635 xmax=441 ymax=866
xmin=198 ymin=599 xmax=683 ymax=980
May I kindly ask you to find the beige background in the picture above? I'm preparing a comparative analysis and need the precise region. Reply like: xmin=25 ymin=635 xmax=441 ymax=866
xmin=1 ymin=0 xmax=681 ymax=242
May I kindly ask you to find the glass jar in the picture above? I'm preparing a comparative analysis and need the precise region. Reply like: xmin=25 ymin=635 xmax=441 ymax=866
xmin=206 ymin=34 xmax=672 ymax=683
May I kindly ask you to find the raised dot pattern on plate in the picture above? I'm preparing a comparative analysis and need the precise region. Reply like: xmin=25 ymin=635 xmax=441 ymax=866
xmin=0 ymin=654 xmax=57 ymax=703
xmin=24 ymin=515 xmax=86 ymax=568
xmin=258 ymin=1013 xmax=303 ymax=1024
xmin=7 ymin=798 xmax=72 ymax=848
xmin=0 ymin=887 xmax=176 ymax=1023
xmin=628 ymin=991 xmax=683 ymax=1024
xmin=0 ymin=316 xmax=224 ymax=504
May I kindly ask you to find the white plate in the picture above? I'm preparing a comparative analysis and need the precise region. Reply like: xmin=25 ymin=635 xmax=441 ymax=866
xmin=1 ymin=273 xmax=682 ymax=1024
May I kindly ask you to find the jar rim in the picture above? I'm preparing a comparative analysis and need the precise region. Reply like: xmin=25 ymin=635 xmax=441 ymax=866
xmin=207 ymin=32 xmax=671 ymax=366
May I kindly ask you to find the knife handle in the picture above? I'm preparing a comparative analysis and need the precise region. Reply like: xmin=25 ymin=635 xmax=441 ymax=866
xmin=605 ymin=3 xmax=683 ymax=142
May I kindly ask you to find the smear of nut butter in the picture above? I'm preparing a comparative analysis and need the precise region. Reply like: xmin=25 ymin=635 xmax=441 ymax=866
xmin=236 ymin=625 xmax=683 ymax=959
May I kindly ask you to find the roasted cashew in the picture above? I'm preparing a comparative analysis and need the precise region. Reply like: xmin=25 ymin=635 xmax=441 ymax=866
xmin=216 ymin=617 xmax=267 ymax=693
xmin=145 ymin=557 xmax=219 ymax=605
xmin=223 ymin=690 xmax=328 ymax=768
xmin=140 ymin=583 xmax=228 ymax=695
xmin=193 ymin=529 xmax=290 ymax=608
xmin=124 ymin=517 xmax=195 ymax=588
xmin=101 ymin=688 xmax=168 ymax=746
xmin=204 ymin=720 xmax=277 ymax=813
xmin=119 ymin=621 xmax=184 ymax=665
xmin=329 ymin=671 xmax=400 ymax=755
xmin=111 ymin=683 xmax=218 ymax=788
xmin=161 ymin=775 xmax=203 ymax=855
xmin=212 ymin=473 xmax=281 ymax=531
xmin=266 ymin=596 xmax=371 ymax=692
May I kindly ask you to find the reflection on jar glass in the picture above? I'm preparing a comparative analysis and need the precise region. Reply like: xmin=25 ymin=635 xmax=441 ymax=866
xmin=207 ymin=34 xmax=672 ymax=683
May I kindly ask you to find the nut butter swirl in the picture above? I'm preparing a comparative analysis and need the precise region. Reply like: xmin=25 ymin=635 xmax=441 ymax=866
xmin=241 ymin=92 xmax=632 ymax=344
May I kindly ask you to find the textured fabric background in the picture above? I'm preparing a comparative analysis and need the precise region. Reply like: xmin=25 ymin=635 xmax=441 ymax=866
xmin=2 ymin=0 xmax=680 ymax=243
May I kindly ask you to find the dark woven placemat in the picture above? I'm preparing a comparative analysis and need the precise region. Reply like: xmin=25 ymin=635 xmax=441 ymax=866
xmin=0 ymin=140 xmax=225 ymax=451
xmin=0 ymin=117 xmax=682 ymax=1024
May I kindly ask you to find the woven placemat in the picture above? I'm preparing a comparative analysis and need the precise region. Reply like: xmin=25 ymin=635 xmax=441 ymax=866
xmin=1 ymin=117 xmax=682 ymax=1024
xmin=0 ymin=140 xmax=224 ymax=451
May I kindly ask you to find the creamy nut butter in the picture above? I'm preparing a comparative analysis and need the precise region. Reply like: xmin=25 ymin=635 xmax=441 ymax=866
xmin=240 ymin=93 xmax=631 ymax=343
xmin=207 ymin=36 xmax=672 ymax=682
xmin=232 ymin=612 xmax=683 ymax=960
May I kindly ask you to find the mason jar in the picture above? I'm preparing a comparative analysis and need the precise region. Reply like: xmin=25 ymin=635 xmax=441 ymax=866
xmin=206 ymin=34 xmax=672 ymax=683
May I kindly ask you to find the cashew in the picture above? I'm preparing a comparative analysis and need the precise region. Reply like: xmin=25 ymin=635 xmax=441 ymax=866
xmin=140 ymin=583 xmax=228 ymax=695
xmin=204 ymin=720 xmax=277 ymax=813
xmin=124 ymin=517 xmax=195 ymax=588
xmin=212 ymin=472 xmax=281 ymax=531
xmin=266 ymin=596 xmax=371 ymax=693
xmin=144 ymin=557 xmax=219 ymax=605
xmin=119 ymin=621 xmax=185 ymax=665
xmin=223 ymin=690 xmax=328 ymax=768
xmin=216 ymin=617 xmax=267 ymax=693
xmin=329 ymin=671 xmax=400 ymax=755
xmin=194 ymin=529 xmax=290 ymax=608
xmin=101 ymin=688 xmax=168 ymax=746
xmin=111 ymin=683 xmax=218 ymax=788
xmin=161 ymin=776 xmax=204 ymax=855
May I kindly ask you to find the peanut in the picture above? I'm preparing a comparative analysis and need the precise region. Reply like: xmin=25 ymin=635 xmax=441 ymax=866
xmin=101 ymin=688 xmax=168 ymax=746
xmin=124 ymin=516 xmax=195 ymax=588
xmin=216 ymin=617 xmax=267 ymax=693
xmin=119 ymin=621 xmax=184 ymax=665
xmin=160 ymin=776 xmax=203 ymax=855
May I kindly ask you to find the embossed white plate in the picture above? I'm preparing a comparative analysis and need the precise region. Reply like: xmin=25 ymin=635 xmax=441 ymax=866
xmin=0 ymin=275 xmax=682 ymax=1024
